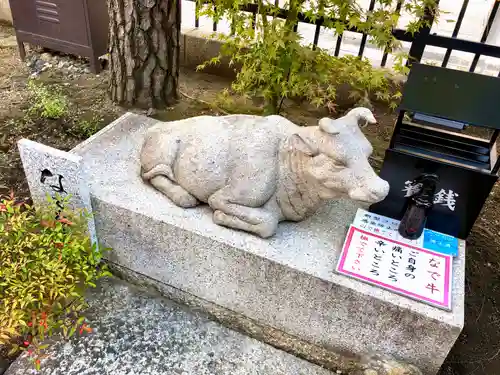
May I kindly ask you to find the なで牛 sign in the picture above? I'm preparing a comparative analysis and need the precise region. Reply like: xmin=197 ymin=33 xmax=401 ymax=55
xmin=337 ymin=226 xmax=452 ymax=310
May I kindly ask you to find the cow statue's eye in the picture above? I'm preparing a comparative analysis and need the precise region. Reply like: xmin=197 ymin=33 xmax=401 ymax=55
xmin=332 ymin=159 xmax=348 ymax=168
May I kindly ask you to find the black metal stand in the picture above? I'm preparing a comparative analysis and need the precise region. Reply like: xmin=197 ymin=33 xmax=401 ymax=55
xmin=370 ymin=63 xmax=500 ymax=239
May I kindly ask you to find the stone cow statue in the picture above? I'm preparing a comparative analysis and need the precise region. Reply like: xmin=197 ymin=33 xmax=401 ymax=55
xmin=140 ymin=107 xmax=389 ymax=238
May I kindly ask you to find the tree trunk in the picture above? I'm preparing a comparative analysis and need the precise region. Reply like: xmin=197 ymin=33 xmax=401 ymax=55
xmin=108 ymin=0 xmax=180 ymax=109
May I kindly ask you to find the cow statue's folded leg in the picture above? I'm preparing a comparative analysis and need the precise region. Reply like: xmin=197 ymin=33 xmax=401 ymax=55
xmin=208 ymin=186 xmax=281 ymax=238
xmin=213 ymin=209 xmax=278 ymax=239
xmin=150 ymin=175 xmax=199 ymax=208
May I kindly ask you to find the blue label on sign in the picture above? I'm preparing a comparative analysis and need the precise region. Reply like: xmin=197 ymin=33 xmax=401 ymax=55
xmin=423 ymin=229 xmax=459 ymax=257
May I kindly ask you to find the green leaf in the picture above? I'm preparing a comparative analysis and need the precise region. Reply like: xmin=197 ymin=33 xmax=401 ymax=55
xmin=7 ymin=344 xmax=20 ymax=356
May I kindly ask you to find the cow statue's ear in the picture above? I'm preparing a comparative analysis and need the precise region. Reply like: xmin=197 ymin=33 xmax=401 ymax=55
xmin=319 ymin=118 xmax=341 ymax=135
xmin=287 ymin=134 xmax=318 ymax=156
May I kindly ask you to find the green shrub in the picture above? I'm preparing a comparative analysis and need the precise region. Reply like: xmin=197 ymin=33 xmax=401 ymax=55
xmin=0 ymin=192 xmax=111 ymax=369
xmin=27 ymin=80 xmax=69 ymax=119
xmin=71 ymin=115 xmax=104 ymax=138
xmin=197 ymin=0 xmax=440 ymax=113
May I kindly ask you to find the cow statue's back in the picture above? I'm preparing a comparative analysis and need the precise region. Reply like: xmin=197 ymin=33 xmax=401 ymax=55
xmin=140 ymin=108 xmax=389 ymax=238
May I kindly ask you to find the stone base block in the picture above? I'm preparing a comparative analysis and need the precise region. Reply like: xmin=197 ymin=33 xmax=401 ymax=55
xmin=72 ymin=113 xmax=465 ymax=375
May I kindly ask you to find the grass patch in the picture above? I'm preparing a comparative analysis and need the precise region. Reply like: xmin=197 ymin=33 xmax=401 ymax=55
xmin=27 ymin=80 xmax=69 ymax=120
xmin=69 ymin=115 xmax=105 ymax=138
xmin=211 ymin=90 xmax=266 ymax=115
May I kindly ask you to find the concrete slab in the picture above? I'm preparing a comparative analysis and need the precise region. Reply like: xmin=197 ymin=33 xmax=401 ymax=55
xmin=0 ymin=0 xmax=12 ymax=24
xmin=71 ymin=113 xmax=464 ymax=375
xmin=5 ymin=278 xmax=334 ymax=375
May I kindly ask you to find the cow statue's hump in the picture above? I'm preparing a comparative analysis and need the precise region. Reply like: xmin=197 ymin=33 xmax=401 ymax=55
xmin=140 ymin=108 xmax=389 ymax=238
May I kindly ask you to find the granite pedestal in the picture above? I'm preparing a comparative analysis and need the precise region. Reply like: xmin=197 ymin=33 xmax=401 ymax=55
xmin=64 ymin=113 xmax=465 ymax=375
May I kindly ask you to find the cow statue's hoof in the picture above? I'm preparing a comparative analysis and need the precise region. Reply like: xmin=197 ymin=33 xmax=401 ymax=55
xmin=140 ymin=108 xmax=389 ymax=238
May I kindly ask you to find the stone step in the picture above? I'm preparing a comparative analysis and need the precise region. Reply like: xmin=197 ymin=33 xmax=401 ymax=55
xmin=6 ymin=278 xmax=333 ymax=375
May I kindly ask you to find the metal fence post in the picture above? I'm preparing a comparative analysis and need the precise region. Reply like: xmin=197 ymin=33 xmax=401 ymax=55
xmin=470 ymin=0 xmax=500 ymax=72
xmin=406 ymin=1 xmax=440 ymax=67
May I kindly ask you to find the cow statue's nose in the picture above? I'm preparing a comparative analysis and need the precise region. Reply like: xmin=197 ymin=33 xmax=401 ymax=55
xmin=349 ymin=178 xmax=389 ymax=204
xmin=370 ymin=178 xmax=390 ymax=202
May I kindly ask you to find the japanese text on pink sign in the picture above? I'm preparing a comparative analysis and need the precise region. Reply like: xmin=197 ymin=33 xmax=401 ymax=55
xmin=337 ymin=226 xmax=452 ymax=310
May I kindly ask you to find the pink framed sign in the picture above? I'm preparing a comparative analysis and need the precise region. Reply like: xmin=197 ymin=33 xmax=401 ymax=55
xmin=337 ymin=226 xmax=453 ymax=310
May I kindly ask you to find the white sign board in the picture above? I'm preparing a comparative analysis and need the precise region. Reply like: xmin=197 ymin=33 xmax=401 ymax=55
xmin=352 ymin=208 xmax=420 ymax=246
xmin=18 ymin=139 xmax=97 ymax=246
xmin=352 ymin=209 xmax=458 ymax=257
xmin=337 ymin=226 xmax=453 ymax=310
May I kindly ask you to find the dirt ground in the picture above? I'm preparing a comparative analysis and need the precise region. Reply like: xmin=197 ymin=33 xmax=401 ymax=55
xmin=1 ymin=24 xmax=500 ymax=375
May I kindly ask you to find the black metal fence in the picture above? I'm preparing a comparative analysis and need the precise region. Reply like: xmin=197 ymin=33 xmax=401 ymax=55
xmin=188 ymin=0 xmax=500 ymax=75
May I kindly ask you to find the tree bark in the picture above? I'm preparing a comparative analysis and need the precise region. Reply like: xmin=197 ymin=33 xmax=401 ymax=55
xmin=108 ymin=0 xmax=180 ymax=109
